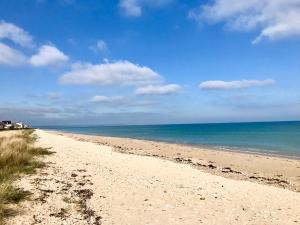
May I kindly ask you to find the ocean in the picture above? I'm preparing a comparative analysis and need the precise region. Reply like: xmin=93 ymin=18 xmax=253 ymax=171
xmin=41 ymin=121 xmax=300 ymax=158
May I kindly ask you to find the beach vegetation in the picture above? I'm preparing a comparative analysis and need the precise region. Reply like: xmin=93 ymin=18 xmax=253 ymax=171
xmin=0 ymin=129 xmax=52 ymax=224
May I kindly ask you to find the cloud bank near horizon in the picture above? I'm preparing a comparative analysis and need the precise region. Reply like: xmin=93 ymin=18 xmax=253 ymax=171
xmin=199 ymin=79 xmax=275 ymax=90
xmin=135 ymin=84 xmax=181 ymax=95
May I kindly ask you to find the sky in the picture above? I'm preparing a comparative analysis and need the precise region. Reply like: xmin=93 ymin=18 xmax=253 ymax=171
xmin=0 ymin=0 xmax=300 ymax=126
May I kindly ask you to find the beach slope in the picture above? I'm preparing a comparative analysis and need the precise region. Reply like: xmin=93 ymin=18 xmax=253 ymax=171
xmin=7 ymin=130 xmax=300 ymax=225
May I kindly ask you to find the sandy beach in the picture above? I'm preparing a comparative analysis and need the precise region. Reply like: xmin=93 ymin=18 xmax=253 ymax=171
xmin=7 ymin=129 xmax=300 ymax=225
xmin=3 ymin=1 xmax=300 ymax=224
xmin=52 ymin=130 xmax=300 ymax=192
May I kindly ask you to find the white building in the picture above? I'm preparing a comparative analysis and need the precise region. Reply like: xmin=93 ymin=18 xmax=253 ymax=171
xmin=2 ymin=121 xmax=13 ymax=130
xmin=1 ymin=121 xmax=29 ymax=130
xmin=14 ymin=122 xmax=25 ymax=129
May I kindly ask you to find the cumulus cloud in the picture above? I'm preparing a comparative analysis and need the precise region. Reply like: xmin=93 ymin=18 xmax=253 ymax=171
xmin=199 ymin=79 xmax=275 ymax=90
xmin=0 ymin=21 xmax=33 ymax=47
xmin=135 ymin=84 xmax=181 ymax=95
xmin=60 ymin=60 xmax=161 ymax=86
xmin=189 ymin=0 xmax=300 ymax=43
xmin=89 ymin=40 xmax=108 ymax=53
xmin=0 ymin=42 xmax=26 ymax=66
xmin=29 ymin=45 xmax=69 ymax=67
xmin=119 ymin=0 xmax=173 ymax=17
xmin=120 ymin=0 xmax=142 ymax=17
xmin=0 ymin=21 xmax=69 ymax=68
xmin=0 ymin=21 xmax=32 ymax=66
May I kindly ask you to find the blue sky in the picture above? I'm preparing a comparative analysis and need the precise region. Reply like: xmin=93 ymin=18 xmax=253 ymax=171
xmin=0 ymin=0 xmax=300 ymax=125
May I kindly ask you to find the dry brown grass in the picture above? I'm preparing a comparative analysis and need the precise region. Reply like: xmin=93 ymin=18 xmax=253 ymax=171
xmin=0 ymin=129 xmax=52 ymax=224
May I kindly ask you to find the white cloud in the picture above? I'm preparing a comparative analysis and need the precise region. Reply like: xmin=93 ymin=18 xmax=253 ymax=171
xmin=0 ymin=21 xmax=70 ymax=68
xmin=90 ymin=95 xmax=158 ymax=108
xmin=135 ymin=84 xmax=181 ymax=95
xmin=120 ymin=0 xmax=142 ymax=17
xmin=29 ymin=45 xmax=69 ymax=67
xmin=91 ymin=95 xmax=125 ymax=103
xmin=0 ymin=21 xmax=33 ymax=47
xmin=189 ymin=0 xmax=300 ymax=43
xmin=119 ymin=0 xmax=173 ymax=17
xmin=89 ymin=40 xmax=108 ymax=53
xmin=0 ymin=42 xmax=26 ymax=66
xmin=60 ymin=60 xmax=161 ymax=86
xmin=199 ymin=79 xmax=275 ymax=90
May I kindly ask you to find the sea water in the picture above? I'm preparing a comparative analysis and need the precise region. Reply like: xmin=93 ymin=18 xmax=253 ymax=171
xmin=41 ymin=121 xmax=300 ymax=158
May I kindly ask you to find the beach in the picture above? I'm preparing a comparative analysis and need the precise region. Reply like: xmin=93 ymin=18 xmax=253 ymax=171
xmin=52 ymin=130 xmax=300 ymax=192
xmin=3 ymin=1 xmax=300 ymax=224
xmin=5 ymin=129 xmax=300 ymax=224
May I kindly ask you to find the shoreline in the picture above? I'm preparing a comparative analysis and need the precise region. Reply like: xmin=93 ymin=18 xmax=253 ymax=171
xmin=43 ymin=129 xmax=300 ymax=160
xmin=48 ymin=129 xmax=300 ymax=192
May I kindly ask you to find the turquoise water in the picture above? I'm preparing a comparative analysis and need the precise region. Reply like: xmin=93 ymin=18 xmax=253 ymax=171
xmin=41 ymin=121 xmax=300 ymax=157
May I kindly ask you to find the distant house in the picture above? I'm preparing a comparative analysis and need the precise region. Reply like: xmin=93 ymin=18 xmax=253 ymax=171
xmin=1 ymin=121 xmax=29 ymax=130
xmin=14 ymin=122 xmax=25 ymax=129
xmin=2 ymin=121 xmax=13 ymax=130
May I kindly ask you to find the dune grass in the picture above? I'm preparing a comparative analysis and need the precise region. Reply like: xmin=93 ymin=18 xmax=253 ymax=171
xmin=0 ymin=129 xmax=52 ymax=224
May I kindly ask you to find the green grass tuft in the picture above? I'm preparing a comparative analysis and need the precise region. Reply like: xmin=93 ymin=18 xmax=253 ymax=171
xmin=0 ymin=129 xmax=51 ymax=224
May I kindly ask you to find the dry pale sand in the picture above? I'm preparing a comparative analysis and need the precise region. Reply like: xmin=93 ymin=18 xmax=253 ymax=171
xmin=53 ymin=131 xmax=300 ymax=192
xmin=7 ymin=129 xmax=300 ymax=225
